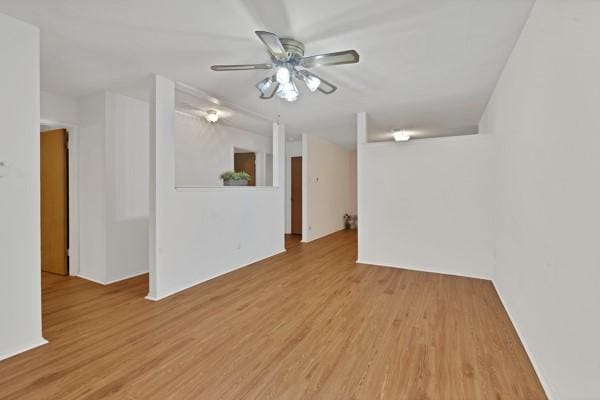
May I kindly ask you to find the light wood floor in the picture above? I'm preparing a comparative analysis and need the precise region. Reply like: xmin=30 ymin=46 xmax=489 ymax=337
xmin=0 ymin=231 xmax=546 ymax=399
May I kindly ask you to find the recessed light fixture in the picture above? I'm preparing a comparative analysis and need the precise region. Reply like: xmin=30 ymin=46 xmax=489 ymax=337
xmin=393 ymin=131 xmax=411 ymax=142
xmin=205 ymin=109 xmax=219 ymax=123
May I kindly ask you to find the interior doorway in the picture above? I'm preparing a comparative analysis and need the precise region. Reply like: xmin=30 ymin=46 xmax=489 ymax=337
xmin=291 ymin=156 xmax=302 ymax=235
xmin=234 ymin=152 xmax=256 ymax=186
xmin=40 ymin=129 xmax=69 ymax=275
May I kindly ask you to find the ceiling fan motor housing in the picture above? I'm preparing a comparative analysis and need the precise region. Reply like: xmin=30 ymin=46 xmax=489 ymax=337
xmin=280 ymin=38 xmax=305 ymax=62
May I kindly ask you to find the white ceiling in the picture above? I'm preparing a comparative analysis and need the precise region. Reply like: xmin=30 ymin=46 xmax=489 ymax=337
xmin=175 ymin=85 xmax=273 ymax=136
xmin=0 ymin=0 xmax=534 ymax=147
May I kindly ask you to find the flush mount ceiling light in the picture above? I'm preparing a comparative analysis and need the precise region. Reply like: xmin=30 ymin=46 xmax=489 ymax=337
xmin=205 ymin=109 xmax=219 ymax=123
xmin=393 ymin=131 xmax=411 ymax=142
xmin=210 ymin=31 xmax=360 ymax=102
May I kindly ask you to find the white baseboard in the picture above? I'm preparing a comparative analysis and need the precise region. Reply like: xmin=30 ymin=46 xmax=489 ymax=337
xmin=492 ymin=281 xmax=556 ymax=400
xmin=356 ymin=259 xmax=490 ymax=281
xmin=77 ymin=270 xmax=148 ymax=286
xmin=105 ymin=271 xmax=148 ymax=285
xmin=145 ymin=248 xmax=287 ymax=301
xmin=75 ymin=274 xmax=107 ymax=285
xmin=302 ymin=228 xmax=347 ymax=244
xmin=0 ymin=337 xmax=48 ymax=361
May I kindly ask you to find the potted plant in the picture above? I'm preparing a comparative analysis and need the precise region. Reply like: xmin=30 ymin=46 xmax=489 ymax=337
xmin=220 ymin=171 xmax=251 ymax=186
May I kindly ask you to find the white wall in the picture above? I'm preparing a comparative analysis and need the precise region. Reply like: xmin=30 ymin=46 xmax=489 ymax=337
xmin=0 ymin=13 xmax=46 ymax=360
xmin=302 ymin=135 xmax=357 ymax=242
xmin=285 ymin=140 xmax=302 ymax=234
xmin=348 ymin=150 xmax=357 ymax=216
xmin=356 ymin=1 xmax=600 ymax=396
xmin=41 ymin=91 xmax=79 ymax=125
xmin=149 ymin=76 xmax=285 ymax=300
xmin=358 ymin=135 xmax=494 ymax=279
xmin=78 ymin=92 xmax=149 ymax=284
xmin=174 ymin=112 xmax=272 ymax=187
xmin=105 ymin=92 xmax=149 ymax=282
xmin=78 ymin=93 xmax=108 ymax=282
xmin=481 ymin=0 xmax=600 ymax=397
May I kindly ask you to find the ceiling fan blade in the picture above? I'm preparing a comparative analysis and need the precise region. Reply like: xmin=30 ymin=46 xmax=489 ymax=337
xmin=211 ymin=63 xmax=272 ymax=71
xmin=301 ymin=50 xmax=360 ymax=68
xmin=302 ymin=71 xmax=337 ymax=94
xmin=255 ymin=31 xmax=288 ymax=62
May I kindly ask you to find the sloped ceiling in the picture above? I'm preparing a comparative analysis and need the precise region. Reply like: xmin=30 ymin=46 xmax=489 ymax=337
xmin=0 ymin=0 xmax=534 ymax=147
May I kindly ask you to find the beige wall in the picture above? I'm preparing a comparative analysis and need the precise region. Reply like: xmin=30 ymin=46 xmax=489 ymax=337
xmin=302 ymin=134 xmax=357 ymax=242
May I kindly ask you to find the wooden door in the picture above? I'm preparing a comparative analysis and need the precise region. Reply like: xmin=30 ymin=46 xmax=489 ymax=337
xmin=40 ymin=129 xmax=69 ymax=275
xmin=234 ymin=152 xmax=256 ymax=186
xmin=291 ymin=156 xmax=302 ymax=235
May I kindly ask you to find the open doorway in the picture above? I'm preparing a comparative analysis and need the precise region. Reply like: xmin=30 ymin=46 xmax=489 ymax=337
xmin=40 ymin=128 xmax=69 ymax=275
xmin=233 ymin=150 xmax=256 ymax=186
xmin=285 ymin=156 xmax=303 ymax=250
xmin=290 ymin=156 xmax=302 ymax=235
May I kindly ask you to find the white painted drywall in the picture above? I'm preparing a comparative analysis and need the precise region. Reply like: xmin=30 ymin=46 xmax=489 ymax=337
xmin=174 ymin=112 xmax=272 ymax=187
xmin=41 ymin=91 xmax=79 ymax=125
xmin=302 ymin=134 xmax=357 ymax=242
xmin=358 ymin=135 xmax=494 ymax=279
xmin=105 ymin=92 xmax=149 ymax=282
xmin=285 ymin=140 xmax=303 ymax=234
xmin=149 ymin=76 xmax=285 ymax=300
xmin=480 ymin=0 xmax=600 ymax=397
xmin=348 ymin=150 xmax=357 ymax=216
xmin=78 ymin=93 xmax=108 ymax=282
xmin=78 ymin=92 xmax=149 ymax=284
xmin=0 ymin=13 xmax=46 ymax=360
xmin=265 ymin=153 xmax=273 ymax=187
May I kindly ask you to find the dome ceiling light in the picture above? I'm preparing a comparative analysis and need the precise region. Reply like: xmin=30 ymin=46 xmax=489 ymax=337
xmin=205 ymin=109 xmax=219 ymax=123
xmin=393 ymin=131 xmax=411 ymax=142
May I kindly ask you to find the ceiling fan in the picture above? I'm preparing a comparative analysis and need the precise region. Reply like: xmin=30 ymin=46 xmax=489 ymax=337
xmin=210 ymin=31 xmax=359 ymax=102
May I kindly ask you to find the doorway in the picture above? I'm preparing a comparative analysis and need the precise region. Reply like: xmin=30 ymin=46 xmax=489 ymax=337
xmin=291 ymin=156 xmax=302 ymax=235
xmin=234 ymin=152 xmax=256 ymax=186
xmin=40 ymin=129 xmax=69 ymax=275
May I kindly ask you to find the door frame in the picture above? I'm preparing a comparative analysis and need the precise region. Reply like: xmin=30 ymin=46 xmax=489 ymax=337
xmin=40 ymin=119 xmax=80 ymax=276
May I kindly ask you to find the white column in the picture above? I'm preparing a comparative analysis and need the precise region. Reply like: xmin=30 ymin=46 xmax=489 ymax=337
xmin=147 ymin=75 xmax=175 ymax=300
xmin=273 ymin=121 xmax=286 ymax=238
xmin=0 ymin=13 xmax=47 ymax=360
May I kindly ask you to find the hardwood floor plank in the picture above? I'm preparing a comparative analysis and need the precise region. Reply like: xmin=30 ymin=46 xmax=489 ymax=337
xmin=0 ymin=231 xmax=546 ymax=399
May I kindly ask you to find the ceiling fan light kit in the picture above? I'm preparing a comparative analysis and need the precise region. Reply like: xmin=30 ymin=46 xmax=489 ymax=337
xmin=211 ymin=31 xmax=360 ymax=102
